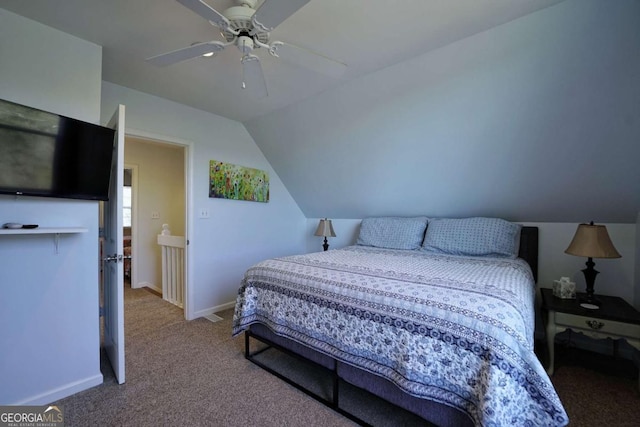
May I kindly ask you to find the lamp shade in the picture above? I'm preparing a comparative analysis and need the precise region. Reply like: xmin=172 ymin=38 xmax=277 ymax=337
xmin=565 ymin=223 xmax=621 ymax=259
xmin=314 ymin=218 xmax=336 ymax=237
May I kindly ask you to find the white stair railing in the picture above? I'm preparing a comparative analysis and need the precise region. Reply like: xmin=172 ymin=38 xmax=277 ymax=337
xmin=157 ymin=231 xmax=185 ymax=308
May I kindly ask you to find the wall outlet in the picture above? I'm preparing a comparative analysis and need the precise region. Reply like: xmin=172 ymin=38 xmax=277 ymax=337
xmin=151 ymin=211 xmax=160 ymax=219
xmin=199 ymin=208 xmax=210 ymax=219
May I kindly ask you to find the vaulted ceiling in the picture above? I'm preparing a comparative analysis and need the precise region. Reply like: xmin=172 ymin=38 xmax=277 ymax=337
xmin=1 ymin=0 xmax=564 ymax=122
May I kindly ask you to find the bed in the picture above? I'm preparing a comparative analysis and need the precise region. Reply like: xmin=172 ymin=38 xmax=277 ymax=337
xmin=232 ymin=217 xmax=568 ymax=426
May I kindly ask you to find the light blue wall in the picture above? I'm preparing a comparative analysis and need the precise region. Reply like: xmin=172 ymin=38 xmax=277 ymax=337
xmin=295 ymin=0 xmax=640 ymax=310
xmin=245 ymin=0 xmax=640 ymax=224
xmin=0 ymin=9 xmax=103 ymax=404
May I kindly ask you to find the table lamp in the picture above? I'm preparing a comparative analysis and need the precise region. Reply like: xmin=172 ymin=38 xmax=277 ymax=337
xmin=565 ymin=221 xmax=621 ymax=309
xmin=314 ymin=218 xmax=336 ymax=251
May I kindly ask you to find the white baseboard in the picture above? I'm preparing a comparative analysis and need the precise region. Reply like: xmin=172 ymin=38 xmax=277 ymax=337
xmin=139 ymin=281 xmax=162 ymax=294
xmin=12 ymin=373 xmax=103 ymax=405
xmin=191 ymin=301 xmax=235 ymax=320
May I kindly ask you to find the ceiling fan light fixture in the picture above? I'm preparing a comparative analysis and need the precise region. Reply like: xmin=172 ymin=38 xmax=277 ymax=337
xmin=147 ymin=0 xmax=342 ymax=99
xmin=237 ymin=35 xmax=254 ymax=54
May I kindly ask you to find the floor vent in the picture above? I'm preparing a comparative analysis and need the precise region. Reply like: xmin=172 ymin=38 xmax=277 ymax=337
xmin=204 ymin=313 xmax=223 ymax=323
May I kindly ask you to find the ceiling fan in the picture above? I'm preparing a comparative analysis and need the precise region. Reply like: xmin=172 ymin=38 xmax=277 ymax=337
xmin=146 ymin=0 xmax=347 ymax=98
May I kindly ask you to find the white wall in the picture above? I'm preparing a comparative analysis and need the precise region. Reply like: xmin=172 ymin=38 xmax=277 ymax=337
xmin=0 ymin=10 xmax=101 ymax=121
xmin=311 ymin=218 xmax=637 ymax=305
xmin=125 ymin=137 xmax=185 ymax=291
xmin=0 ymin=10 xmax=103 ymax=404
xmin=100 ymin=82 xmax=307 ymax=319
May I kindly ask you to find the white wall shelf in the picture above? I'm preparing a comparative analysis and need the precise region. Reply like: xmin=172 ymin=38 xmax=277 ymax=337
xmin=0 ymin=227 xmax=88 ymax=254
xmin=0 ymin=227 xmax=88 ymax=235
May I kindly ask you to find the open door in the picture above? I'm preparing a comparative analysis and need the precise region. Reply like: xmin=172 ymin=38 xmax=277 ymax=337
xmin=103 ymin=104 xmax=126 ymax=384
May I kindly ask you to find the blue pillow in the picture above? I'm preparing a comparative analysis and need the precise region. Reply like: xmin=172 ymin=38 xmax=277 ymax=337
xmin=422 ymin=217 xmax=521 ymax=258
xmin=357 ymin=217 xmax=429 ymax=250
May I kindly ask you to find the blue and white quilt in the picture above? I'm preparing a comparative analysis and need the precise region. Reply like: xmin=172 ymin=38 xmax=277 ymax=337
xmin=232 ymin=246 xmax=568 ymax=426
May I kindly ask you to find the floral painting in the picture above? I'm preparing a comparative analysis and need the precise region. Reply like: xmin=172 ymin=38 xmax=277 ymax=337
xmin=209 ymin=160 xmax=269 ymax=203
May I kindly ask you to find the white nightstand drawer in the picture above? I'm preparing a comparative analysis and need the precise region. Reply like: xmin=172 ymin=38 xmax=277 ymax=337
xmin=555 ymin=312 xmax=640 ymax=339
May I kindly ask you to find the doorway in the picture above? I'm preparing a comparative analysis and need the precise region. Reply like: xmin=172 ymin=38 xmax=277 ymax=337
xmin=123 ymin=135 xmax=190 ymax=317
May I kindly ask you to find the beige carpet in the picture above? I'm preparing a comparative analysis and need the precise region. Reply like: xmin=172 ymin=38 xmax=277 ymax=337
xmin=53 ymin=286 xmax=640 ymax=426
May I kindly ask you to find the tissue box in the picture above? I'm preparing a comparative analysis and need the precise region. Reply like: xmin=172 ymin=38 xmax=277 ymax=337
xmin=553 ymin=277 xmax=576 ymax=299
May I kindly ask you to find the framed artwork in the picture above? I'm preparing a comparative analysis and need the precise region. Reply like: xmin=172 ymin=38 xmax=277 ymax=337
xmin=209 ymin=160 xmax=269 ymax=203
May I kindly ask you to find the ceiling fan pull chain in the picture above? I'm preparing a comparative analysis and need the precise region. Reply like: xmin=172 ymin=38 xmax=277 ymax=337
xmin=241 ymin=55 xmax=247 ymax=89
xmin=241 ymin=37 xmax=249 ymax=89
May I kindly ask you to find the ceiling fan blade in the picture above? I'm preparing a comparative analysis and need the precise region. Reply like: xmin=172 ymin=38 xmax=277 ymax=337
xmin=146 ymin=41 xmax=226 ymax=67
xmin=252 ymin=0 xmax=311 ymax=32
xmin=176 ymin=0 xmax=231 ymax=30
xmin=274 ymin=42 xmax=347 ymax=78
xmin=241 ymin=54 xmax=268 ymax=98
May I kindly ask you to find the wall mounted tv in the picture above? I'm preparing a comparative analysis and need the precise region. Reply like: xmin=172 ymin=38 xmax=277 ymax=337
xmin=0 ymin=98 xmax=115 ymax=201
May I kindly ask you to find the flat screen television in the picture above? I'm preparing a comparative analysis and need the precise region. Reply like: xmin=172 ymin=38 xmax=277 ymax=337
xmin=0 ymin=98 xmax=115 ymax=201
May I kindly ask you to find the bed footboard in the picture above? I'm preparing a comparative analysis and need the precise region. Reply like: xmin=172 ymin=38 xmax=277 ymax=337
xmin=244 ymin=325 xmax=473 ymax=427
xmin=244 ymin=329 xmax=359 ymax=425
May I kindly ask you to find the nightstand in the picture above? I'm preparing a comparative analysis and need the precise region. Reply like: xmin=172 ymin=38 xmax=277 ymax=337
xmin=541 ymin=288 xmax=640 ymax=388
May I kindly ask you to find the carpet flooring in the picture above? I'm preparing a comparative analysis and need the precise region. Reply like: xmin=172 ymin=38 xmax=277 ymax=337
xmin=53 ymin=286 xmax=640 ymax=426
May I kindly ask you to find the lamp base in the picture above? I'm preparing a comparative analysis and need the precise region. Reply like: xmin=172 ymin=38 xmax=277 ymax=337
xmin=580 ymin=258 xmax=601 ymax=309
xmin=322 ymin=237 xmax=329 ymax=251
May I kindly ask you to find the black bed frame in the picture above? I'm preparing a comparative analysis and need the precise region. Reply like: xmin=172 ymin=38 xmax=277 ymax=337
xmin=519 ymin=226 xmax=539 ymax=283
xmin=244 ymin=327 xmax=360 ymax=424
xmin=244 ymin=226 xmax=539 ymax=426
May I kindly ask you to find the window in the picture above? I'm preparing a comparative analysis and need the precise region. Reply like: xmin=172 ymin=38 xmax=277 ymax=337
xmin=123 ymin=185 xmax=132 ymax=227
